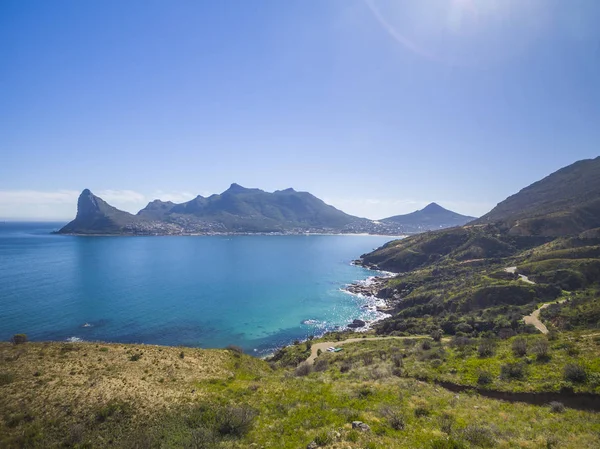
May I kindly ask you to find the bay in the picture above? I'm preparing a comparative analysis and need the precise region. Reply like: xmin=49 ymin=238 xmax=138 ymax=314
xmin=0 ymin=222 xmax=396 ymax=355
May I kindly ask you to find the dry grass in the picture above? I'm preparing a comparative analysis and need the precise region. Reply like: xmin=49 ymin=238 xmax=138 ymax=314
xmin=0 ymin=342 xmax=232 ymax=424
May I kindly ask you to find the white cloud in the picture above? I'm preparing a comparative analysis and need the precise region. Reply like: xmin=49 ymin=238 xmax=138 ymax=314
xmin=150 ymin=190 xmax=197 ymax=203
xmin=96 ymin=189 xmax=146 ymax=204
xmin=0 ymin=189 xmax=80 ymax=205
xmin=0 ymin=189 xmax=202 ymax=220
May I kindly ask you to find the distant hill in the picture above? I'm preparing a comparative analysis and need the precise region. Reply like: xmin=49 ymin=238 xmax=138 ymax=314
xmin=58 ymin=185 xmax=368 ymax=235
xmin=58 ymin=189 xmax=143 ymax=234
xmin=381 ymin=202 xmax=476 ymax=232
xmin=473 ymin=156 xmax=600 ymax=236
xmin=361 ymin=157 xmax=600 ymax=272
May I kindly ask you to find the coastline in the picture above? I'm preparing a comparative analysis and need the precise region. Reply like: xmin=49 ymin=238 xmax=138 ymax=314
xmin=55 ymin=231 xmax=408 ymax=238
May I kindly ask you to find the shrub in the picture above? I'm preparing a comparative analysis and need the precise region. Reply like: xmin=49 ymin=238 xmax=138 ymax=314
xmin=363 ymin=352 xmax=374 ymax=366
xmin=314 ymin=359 xmax=328 ymax=372
xmin=477 ymin=371 xmax=493 ymax=386
xmin=477 ymin=339 xmax=496 ymax=358
xmin=431 ymin=329 xmax=443 ymax=342
xmin=564 ymin=344 xmax=580 ymax=356
xmin=346 ymin=429 xmax=359 ymax=442
xmin=430 ymin=438 xmax=467 ymax=449
xmin=421 ymin=340 xmax=432 ymax=350
xmin=11 ymin=334 xmax=27 ymax=345
xmin=549 ymin=401 xmax=565 ymax=413
xmin=316 ymin=349 xmax=322 ymax=356
xmin=498 ymin=328 xmax=516 ymax=340
xmin=225 ymin=345 xmax=244 ymax=355
xmin=451 ymin=336 xmax=473 ymax=348
xmin=95 ymin=400 xmax=131 ymax=423
xmin=381 ymin=406 xmax=405 ymax=430
xmin=357 ymin=385 xmax=373 ymax=399
xmin=314 ymin=430 xmax=334 ymax=446
xmin=439 ymin=413 xmax=455 ymax=434
xmin=217 ymin=405 xmax=257 ymax=437
xmin=340 ymin=361 xmax=353 ymax=373
xmin=188 ymin=427 xmax=216 ymax=449
xmin=0 ymin=372 xmax=15 ymax=386
xmin=414 ymin=406 xmax=430 ymax=418
xmin=531 ymin=338 xmax=550 ymax=361
xmin=129 ymin=353 xmax=142 ymax=362
xmin=500 ymin=362 xmax=526 ymax=380
xmin=391 ymin=353 xmax=403 ymax=368
xmin=563 ymin=363 xmax=587 ymax=383
xmin=461 ymin=425 xmax=495 ymax=447
xmin=294 ymin=362 xmax=313 ymax=377
xmin=512 ymin=337 xmax=528 ymax=357
xmin=179 ymin=351 xmax=185 ymax=359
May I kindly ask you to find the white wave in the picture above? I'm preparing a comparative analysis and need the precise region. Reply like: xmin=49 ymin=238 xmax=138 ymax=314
xmin=66 ymin=336 xmax=84 ymax=342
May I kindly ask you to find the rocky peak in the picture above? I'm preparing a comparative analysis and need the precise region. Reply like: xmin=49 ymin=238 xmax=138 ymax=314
xmin=76 ymin=189 xmax=101 ymax=218
xmin=421 ymin=202 xmax=445 ymax=213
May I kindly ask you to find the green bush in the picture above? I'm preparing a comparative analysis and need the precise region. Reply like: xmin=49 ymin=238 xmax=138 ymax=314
xmin=294 ymin=362 xmax=313 ymax=377
xmin=431 ymin=329 xmax=443 ymax=342
xmin=512 ymin=337 xmax=528 ymax=357
xmin=340 ymin=361 xmax=353 ymax=373
xmin=0 ymin=372 xmax=15 ymax=386
xmin=381 ymin=406 xmax=405 ymax=430
xmin=11 ymin=334 xmax=28 ymax=345
xmin=414 ymin=406 xmax=430 ymax=418
xmin=531 ymin=338 xmax=550 ymax=361
xmin=477 ymin=339 xmax=496 ymax=358
xmin=439 ymin=413 xmax=455 ymax=434
xmin=217 ymin=405 xmax=257 ymax=437
xmin=461 ymin=425 xmax=496 ymax=447
xmin=563 ymin=364 xmax=587 ymax=383
xmin=549 ymin=401 xmax=565 ymax=413
xmin=500 ymin=362 xmax=526 ymax=380
xmin=477 ymin=371 xmax=493 ymax=386
xmin=314 ymin=359 xmax=328 ymax=372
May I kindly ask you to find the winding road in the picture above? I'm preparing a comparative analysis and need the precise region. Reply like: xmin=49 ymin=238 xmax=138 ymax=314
xmin=307 ymin=266 xmax=567 ymax=364
xmin=504 ymin=266 xmax=567 ymax=334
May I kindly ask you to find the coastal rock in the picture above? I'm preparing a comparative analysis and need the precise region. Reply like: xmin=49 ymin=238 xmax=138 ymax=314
xmin=348 ymin=319 xmax=366 ymax=329
xmin=352 ymin=421 xmax=371 ymax=432
xmin=306 ymin=441 xmax=318 ymax=449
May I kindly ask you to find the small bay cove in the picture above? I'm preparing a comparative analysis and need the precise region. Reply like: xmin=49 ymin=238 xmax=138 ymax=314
xmin=0 ymin=222 xmax=399 ymax=356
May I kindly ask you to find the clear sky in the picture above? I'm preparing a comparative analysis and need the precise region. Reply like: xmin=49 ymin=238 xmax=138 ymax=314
xmin=1 ymin=0 xmax=599 ymax=221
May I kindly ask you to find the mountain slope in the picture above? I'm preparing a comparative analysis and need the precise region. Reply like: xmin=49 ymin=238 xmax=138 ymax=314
xmin=361 ymin=157 xmax=600 ymax=272
xmin=58 ymin=189 xmax=144 ymax=234
xmin=381 ymin=202 xmax=475 ymax=232
xmin=473 ymin=156 xmax=600 ymax=236
xmin=60 ymin=185 xmax=365 ymax=234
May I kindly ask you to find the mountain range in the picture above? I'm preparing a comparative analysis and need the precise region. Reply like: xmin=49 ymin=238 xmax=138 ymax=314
xmin=57 ymin=185 xmax=475 ymax=235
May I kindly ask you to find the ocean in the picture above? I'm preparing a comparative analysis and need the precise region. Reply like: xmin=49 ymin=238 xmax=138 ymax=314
xmin=0 ymin=222 xmax=396 ymax=355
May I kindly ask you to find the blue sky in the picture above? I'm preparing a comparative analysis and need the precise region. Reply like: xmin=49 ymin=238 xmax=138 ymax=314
xmin=1 ymin=0 xmax=599 ymax=220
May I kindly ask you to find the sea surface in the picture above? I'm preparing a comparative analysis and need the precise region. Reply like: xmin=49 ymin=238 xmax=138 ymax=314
xmin=0 ymin=222 xmax=398 ymax=355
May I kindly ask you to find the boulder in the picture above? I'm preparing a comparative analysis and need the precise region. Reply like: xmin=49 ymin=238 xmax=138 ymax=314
xmin=352 ymin=421 xmax=371 ymax=432
xmin=348 ymin=319 xmax=366 ymax=329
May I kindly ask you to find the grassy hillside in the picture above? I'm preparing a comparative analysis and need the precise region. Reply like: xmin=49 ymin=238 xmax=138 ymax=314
xmin=2 ymin=338 xmax=600 ymax=449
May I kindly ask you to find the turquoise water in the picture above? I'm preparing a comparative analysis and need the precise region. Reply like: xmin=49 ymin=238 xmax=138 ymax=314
xmin=0 ymin=223 xmax=395 ymax=355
